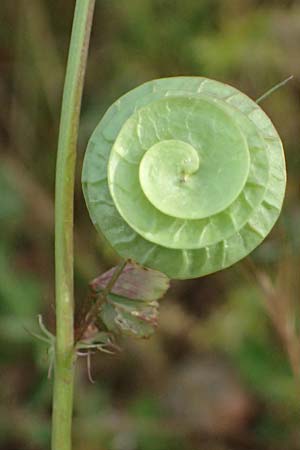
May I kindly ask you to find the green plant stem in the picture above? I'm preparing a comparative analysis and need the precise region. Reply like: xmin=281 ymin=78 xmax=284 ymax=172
xmin=52 ymin=2 xmax=95 ymax=450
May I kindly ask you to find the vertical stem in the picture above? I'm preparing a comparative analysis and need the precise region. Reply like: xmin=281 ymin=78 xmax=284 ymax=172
xmin=52 ymin=2 xmax=95 ymax=450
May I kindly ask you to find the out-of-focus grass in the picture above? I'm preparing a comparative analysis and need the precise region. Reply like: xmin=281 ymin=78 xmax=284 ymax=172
xmin=1 ymin=0 xmax=300 ymax=449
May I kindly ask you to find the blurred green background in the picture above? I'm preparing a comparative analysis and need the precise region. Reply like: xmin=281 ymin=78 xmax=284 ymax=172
xmin=1 ymin=0 xmax=300 ymax=449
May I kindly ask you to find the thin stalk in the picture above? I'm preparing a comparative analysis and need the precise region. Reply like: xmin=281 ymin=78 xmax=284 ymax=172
xmin=52 ymin=2 xmax=95 ymax=450
xmin=256 ymin=75 xmax=293 ymax=104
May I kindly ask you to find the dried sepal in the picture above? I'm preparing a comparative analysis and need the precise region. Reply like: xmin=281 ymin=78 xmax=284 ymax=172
xmin=100 ymin=293 xmax=160 ymax=338
xmin=90 ymin=260 xmax=170 ymax=301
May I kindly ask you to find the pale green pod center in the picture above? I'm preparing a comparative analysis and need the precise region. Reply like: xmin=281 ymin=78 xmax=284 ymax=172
xmin=139 ymin=139 xmax=201 ymax=219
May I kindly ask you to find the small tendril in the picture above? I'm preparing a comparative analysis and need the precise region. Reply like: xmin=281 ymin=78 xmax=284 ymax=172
xmin=23 ymin=315 xmax=55 ymax=378
xmin=256 ymin=75 xmax=293 ymax=104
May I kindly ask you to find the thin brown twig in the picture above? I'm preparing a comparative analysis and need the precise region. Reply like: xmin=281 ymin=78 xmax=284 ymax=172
xmin=242 ymin=258 xmax=300 ymax=381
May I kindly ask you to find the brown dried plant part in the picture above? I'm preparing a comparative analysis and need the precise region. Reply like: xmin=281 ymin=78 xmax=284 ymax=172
xmin=75 ymin=260 xmax=170 ymax=343
xmin=244 ymin=257 xmax=300 ymax=381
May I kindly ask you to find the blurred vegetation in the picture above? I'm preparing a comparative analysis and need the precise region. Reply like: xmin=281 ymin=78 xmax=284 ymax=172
xmin=1 ymin=0 xmax=300 ymax=449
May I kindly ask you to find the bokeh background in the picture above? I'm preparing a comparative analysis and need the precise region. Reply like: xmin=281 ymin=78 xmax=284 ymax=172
xmin=1 ymin=0 xmax=300 ymax=449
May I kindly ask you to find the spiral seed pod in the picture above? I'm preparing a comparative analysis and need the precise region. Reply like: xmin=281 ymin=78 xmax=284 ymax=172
xmin=82 ymin=77 xmax=286 ymax=279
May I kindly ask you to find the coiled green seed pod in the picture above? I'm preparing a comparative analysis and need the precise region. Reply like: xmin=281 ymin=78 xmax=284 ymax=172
xmin=82 ymin=77 xmax=286 ymax=279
